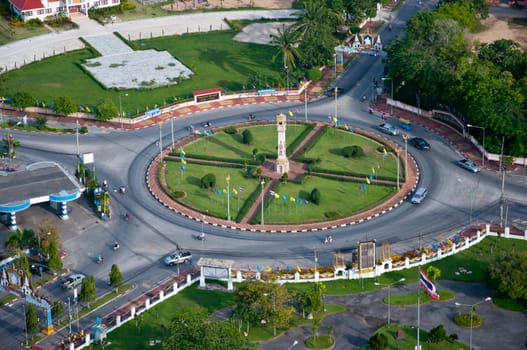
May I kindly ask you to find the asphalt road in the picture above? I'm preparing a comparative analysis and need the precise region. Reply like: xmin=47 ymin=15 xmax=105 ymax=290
xmin=1 ymin=3 xmax=527 ymax=350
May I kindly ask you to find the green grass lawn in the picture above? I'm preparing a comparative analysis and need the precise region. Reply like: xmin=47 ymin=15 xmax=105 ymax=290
xmin=0 ymin=19 xmax=50 ymax=45
xmin=361 ymin=324 xmax=469 ymax=350
xmin=389 ymin=290 xmax=454 ymax=305
xmin=184 ymin=124 xmax=310 ymax=160
xmin=165 ymin=161 xmax=260 ymax=219
xmin=92 ymin=282 xmax=236 ymax=350
xmin=300 ymin=128 xmax=398 ymax=180
xmin=255 ymin=175 xmax=396 ymax=224
xmin=0 ymin=31 xmax=281 ymax=116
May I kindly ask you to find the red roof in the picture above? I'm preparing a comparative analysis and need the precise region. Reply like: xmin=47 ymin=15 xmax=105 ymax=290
xmin=192 ymin=87 xmax=222 ymax=96
xmin=9 ymin=0 xmax=44 ymax=11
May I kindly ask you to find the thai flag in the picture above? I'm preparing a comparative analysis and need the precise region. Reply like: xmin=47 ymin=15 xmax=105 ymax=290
xmin=419 ymin=267 xmax=440 ymax=300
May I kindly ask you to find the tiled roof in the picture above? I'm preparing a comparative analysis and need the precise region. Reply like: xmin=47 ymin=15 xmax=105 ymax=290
xmin=9 ymin=0 xmax=44 ymax=11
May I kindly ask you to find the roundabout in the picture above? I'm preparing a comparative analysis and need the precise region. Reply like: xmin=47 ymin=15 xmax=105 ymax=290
xmin=147 ymin=117 xmax=420 ymax=232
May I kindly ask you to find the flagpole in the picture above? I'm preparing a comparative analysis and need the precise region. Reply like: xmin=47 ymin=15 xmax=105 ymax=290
xmin=417 ymin=268 xmax=420 ymax=350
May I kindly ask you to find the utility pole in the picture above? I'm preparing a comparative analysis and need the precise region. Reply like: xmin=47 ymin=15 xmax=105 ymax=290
xmin=499 ymin=136 xmax=505 ymax=227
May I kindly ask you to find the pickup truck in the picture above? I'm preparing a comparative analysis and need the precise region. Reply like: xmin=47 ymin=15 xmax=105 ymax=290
xmin=164 ymin=251 xmax=192 ymax=266
xmin=62 ymin=274 xmax=85 ymax=289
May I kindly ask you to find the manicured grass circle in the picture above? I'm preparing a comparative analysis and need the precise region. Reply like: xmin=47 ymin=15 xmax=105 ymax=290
xmin=162 ymin=123 xmax=400 ymax=225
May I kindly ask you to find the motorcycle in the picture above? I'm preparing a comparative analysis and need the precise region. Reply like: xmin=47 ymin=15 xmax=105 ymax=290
xmin=96 ymin=255 xmax=104 ymax=264
xmin=248 ymin=114 xmax=256 ymax=121
xmin=197 ymin=233 xmax=205 ymax=241
xmin=113 ymin=242 xmax=120 ymax=251
xmin=124 ymin=213 xmax=129 ymax=222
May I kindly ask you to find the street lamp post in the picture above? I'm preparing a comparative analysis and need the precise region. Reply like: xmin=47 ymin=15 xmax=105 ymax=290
xmin=226 ymin=175 xmax=231 ymax=221
xmin=374 ymin=278 xmax=405 ymax=326
xmin=455 ymin=297 xmax=492 ymax=350
xmin=284 ymin=65 xmax=288 ymax=95
xmin=119 ymin=93 xmax=128 ymax=129
xmin=382 ymin=77 xmax=393 ymax=116
xmin=403 ymin=134 xmax=408 ymax=180
xmin=334 ymin=87 xmax=338 ymax=121
xmin=304 ymin=81 xmax=308 ymax=122
xmin=263 ymin=291 xmax=277 ymax=337
xmin=466 ymin=124 xmax=485 ymax=167
xmin=22 ymin=302 xmax=28 ymax=346
xmin=75 ymin=120 xmax=80 ymax=156
xmin=260 ymin=179 xmax=265 ymax=225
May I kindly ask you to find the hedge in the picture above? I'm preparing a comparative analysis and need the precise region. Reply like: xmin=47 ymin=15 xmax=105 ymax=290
xmin=235 ymin=183 xmax=262 ymax=223
xmin=293 ymin=125 xmax=327 ymax=160
xmin=286 ymin=122 xmax=315 ymax=156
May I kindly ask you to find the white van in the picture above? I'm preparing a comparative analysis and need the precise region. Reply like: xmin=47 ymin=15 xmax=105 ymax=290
xmin=411 ymin=187 xmax=428 ymax=204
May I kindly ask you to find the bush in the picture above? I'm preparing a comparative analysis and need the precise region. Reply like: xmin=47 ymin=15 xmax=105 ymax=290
xmin=306 ymin=68 xmax=322 ymax=81
xmin=223 ymin=126 xmax=237 ymax=134
xmin=368 ymin=333 xmax=388 ymax=350
xmin=242 ymin=129 xmax=253 ymax=145
xmin=79 ymin=126 xmax=89 ymax=134
xmin=428 ymin=324 xmax=447 ymax=343
xmin=310 ymin=188 xmax=321 ymax=205
xmin=341 ymin=145 xmax=364 ymax=158
xmin=454 ymin=312 xmax=482 ymax=327
xmin=200 ymin=173 xmax=216 ymax=189
xmin=449 ymin=333 xmax=458 ymax=342
xmin=376 ymin=145 xmax=394 ymax=153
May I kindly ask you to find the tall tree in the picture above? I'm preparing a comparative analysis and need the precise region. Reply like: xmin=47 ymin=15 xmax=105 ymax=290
xmin=26 ymin=303 xmax=39 ymax=337
xmin=109 ymin=264 xmax=123 ymax=288
xmin=270 ymin=25 xmax=302 ymax=70
xmin=47 ymin=239 xmax=62 ymax=271
xmin=487 ymin=251 xmax=527 ymax=303
xmin=163 ymin=306 xmax=255 ymax=350
xmin=80 ymin=275 xmax=97 ymax=306
xmin=53 ymin=96 xmax=77 ymax=115
xmin=2 ymin=133 xmax=20 ymax=158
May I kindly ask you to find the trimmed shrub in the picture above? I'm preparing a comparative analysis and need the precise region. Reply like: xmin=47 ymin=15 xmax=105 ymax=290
xmin=341 ymin=145 xmax=364 ymax=158
xmin=310 ymin=188 xmax=321 ymax=205
xmin=200 ymin=173 xmax=216 ymax=189
xmin=428 ymin=324 xmax=447 ymax=343
xmin=242 ymin=129 xmax=253 ymax=145
xmin=368 ymin=333 xmax=388 ymax=350
xmin=223 ymin=126 xmax=237 ymax=134
xmin=306 ymin=68 xmax=322 ymax=81
xmin=454 ymin=313 xmax=482 ymax=327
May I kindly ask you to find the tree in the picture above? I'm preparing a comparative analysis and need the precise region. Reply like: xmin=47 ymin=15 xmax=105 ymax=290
xmin=310 ymin=188 xmax=321 ymax=205
xmin=53 ymin=96 xmax=77 ymax=115
xmin=163 ymin=306 xmax=256 ymax=350
xmin=233 ymin=281 xmax=294 ymax=335
xmin=80 ymin=275 xmax=97 ymax=306
xmin=26 ymin=303 xmax=39 ymax=337
xmin=341 ymin=145 xmax=364 ymax=158
xmin=426 ymin=265 xmax=441 ymax=282
xmin=18 ymin=254 xmax=31 ymax=279
xmin=51 ymin=300 xmax=64 ymax=320
xmin=270 ymin=24 xmax=302 ymax=70
xmin=252 ymin=148 xmax=258 ymax=160
xmin=368 ymin=332 xmax=388 ymax=350
xmin=2 ymin=133 xmax=20 ymax=158
xmin=428 ymin=324 xmax=447 ymax=343
xmin=242 ymin=129 xmax=253 ymax=145
xmin=109 ymin=264 xmax=123 ymax=288
xmin=12 ymin=91 xmax=34 ymax=109
xmin=280 ymin=172 xmax=288 ymax=184
xmin=487 ymin=251 xmax=527 ymax=303
xmin=95 ymin=98 xmax=118 ymax=121
xmin=200 ymin=173 xmax=216 ymax=189
xmin=35 ymin=117 xmax=47 ymax=128
xmin=47 ymin=239 xmax=62 ymax=271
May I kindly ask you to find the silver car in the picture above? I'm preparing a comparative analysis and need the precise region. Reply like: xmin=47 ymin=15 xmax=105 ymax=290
xmin=456 ymin=159 xmax=480 ymax=173
xmin=378 ymin=123 xmax=399 ymax=136
xmin=411 ymin=187 xmax=428 ymax=204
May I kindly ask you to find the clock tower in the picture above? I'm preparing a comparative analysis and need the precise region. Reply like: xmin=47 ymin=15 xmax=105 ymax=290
xmin=276 ymin=113 xmax=289 ymax=174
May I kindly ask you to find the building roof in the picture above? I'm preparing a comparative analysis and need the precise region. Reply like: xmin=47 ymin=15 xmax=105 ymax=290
xmin=0 ymin=161 xmax=83 ymax=212
xmin=9 ymin=0 xmax=44 ymax=11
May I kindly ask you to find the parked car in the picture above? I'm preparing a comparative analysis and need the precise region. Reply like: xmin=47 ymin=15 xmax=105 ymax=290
xmin=325 ymin=86 xmax=344 ymax=97
xmin=408 ymin=137 xmax=430 ymax=150
xmin=164 ymin=251 xmax=192 ymax=266
xmin=378 ymin=123 xmax=399 ymax=136
xmin=62 ymin=274 xmax=85 ymax=289
xmin=411 ymin=187 xmax=428 ymax=204
xmin=456 ymin=159 xmax=480 ymax=173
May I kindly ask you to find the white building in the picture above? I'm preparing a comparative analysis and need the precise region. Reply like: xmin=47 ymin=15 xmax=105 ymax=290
xmin=8 ymin=0 xmax=119 ymax=22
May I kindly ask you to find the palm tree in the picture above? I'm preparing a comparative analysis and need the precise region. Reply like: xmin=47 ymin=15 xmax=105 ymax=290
xmin=294 ymin=0 xmax=331 ymax=37
xmin=270 ymin=25 xmax=302 ymax=70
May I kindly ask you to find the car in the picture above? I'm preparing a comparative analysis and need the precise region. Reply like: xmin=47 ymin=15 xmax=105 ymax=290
xmin=411 ymin=187 xmax=428 ymax=204
xmin=62 ymin=274 xmax=85 ymax=289
xmin=203 ymin=122 xmax=212 ymax=128
xmin=456 ymin=159 xmax=480 ymax=173
xmin=408 ymin=137 xmax=430 ymax=150
xmin=164 ymin=251 xmax=192 ymax=266
xmin=378 ymin=123 xmax=399 ymax=136
xmin=325 ymin=86 xmax=344 ymax=97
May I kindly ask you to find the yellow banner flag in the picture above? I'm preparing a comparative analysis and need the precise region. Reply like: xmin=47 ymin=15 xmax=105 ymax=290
xmin=366 ymin=177 xmax=371 ymax=185
xmin=274 ymin=193 xmax=279 ymax=199
xmin=290 ymin=196 xmax=295 ymax=202
xmin=288 ymin=111 xmax=294 ymax=117
xmin=372 ymin=167 xmax=375 ymax=175
xmin=297 ymin=265 xmax=301 ymax=272
xmin=232 ymin=188 xmax=238 ymax=195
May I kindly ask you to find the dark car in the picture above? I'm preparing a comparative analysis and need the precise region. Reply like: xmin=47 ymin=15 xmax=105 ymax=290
xmin=409 ymin=137 xmax=430 ymax=150
xmin=325 ymin=87 xmax=344 ymax=97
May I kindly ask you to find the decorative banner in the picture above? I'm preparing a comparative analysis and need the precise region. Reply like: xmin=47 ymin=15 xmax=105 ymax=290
xmin=383 ymin=148 xmax=388 ymax=157
xmin=274 ymin=193 xmax=279 ymax=199
xmin=282 ymin=194 xmax=287 ymax=201
xmin=269 ymin=190 xmax=275 ymax=196
xmin=232 ymin=188 xmax=238 ymax=195
xmin=288 ymin=111 xmax=294 ymax=117
xmin=290 ymin=196 xmax=295 ymax=202
xmin=366 ymin=177 xmax=371 ymax=185
xmin=372 ymin=167 xmax=375 ymax=175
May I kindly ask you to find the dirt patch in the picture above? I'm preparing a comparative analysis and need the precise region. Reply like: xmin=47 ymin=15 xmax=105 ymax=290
xmin=467 ymin=14 xmax=527 ymax=49
xmin=162 ymin=0 xmax=293 ymax=12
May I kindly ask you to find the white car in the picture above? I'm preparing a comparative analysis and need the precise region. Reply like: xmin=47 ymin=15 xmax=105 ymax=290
xmin=378 ymin=123 xmax=399 ymax=136
xmin=456 ymin=159 xmax=480 ymax=173
xmin=164 ymin=251 xmax=192 ymax=266
xmin=62 ymin=274 xmax=85 ymax=289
